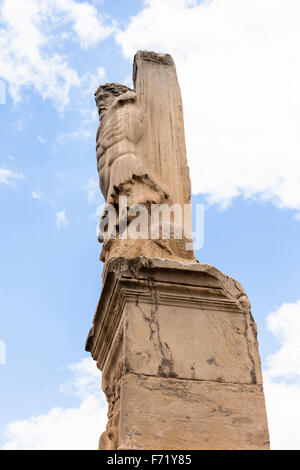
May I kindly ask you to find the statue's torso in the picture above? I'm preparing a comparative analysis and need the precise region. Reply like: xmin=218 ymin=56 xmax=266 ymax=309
xmin=96 ymin=100 xmax=144 ymax=199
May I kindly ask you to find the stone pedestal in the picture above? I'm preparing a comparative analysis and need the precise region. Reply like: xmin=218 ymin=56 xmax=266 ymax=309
xmin=86 ymin=257 xmax=270 ymax=450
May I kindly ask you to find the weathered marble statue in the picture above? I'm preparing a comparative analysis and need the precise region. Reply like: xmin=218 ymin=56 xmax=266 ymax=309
xmin=86 ymin=51 xmax=270 ymax=450
xmin=95 ymin=51 xmax=195 ymax=266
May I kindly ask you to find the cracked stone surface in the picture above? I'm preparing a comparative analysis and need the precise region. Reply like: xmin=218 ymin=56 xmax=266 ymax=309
xmin=86 ymin=257 xmax=270 ymax=450
xmin=119 ymin=374 xmax=270 ymax=450
xmin=126 ymin=296 xmax=261 ymax=384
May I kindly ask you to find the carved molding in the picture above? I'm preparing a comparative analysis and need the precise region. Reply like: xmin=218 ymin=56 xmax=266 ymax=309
xmin=86 ymin=257 xmax=250 ymax=371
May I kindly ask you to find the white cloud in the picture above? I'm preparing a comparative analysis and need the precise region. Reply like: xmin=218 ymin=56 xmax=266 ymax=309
xmin=0 ymin=168 xmax=23 ymax=186
xmin=57 ymin=129 xmax=92 ymax=143
xmin=1 ymin=358 xmax=107 ymax=450
xmin=60 ymin=357 xmax=100 ymax=398
xmin=85 ymin=178 xmax=101 ymax=204
xmin=0 ymin=0 xmax=112 ymax=109
xmin=263 ymin=299 xmax=300 ymax=449
xmin=116 ymin=0 xmax=300 ymax=212
xmin=80 ymin=67 xmax=106 ymax=96
xmin=0 ymin=0 xmax=79 ymax=109
xmin=264 ymin=377 xmax=300 ymax=450
xmin=54 ymin=67 xmax=103 ymax=147
xmin=265 ymin=300 xmax=300 ymax=379
xmin=56 ymin=210 xmax=69 ymax=229
xmin=14 ymin=119 xmax=24 ymax=132
xmin=32 ymin=191 xmax=42 ymax=200
xmin=54 ymin=0 xmax=113 ymax=49
xmin=37 ymin=136 xmax=45 ymax=144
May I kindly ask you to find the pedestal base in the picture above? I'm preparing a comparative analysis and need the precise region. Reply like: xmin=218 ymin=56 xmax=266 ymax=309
xmin=86 ymin=257 xmax=270 ymax=450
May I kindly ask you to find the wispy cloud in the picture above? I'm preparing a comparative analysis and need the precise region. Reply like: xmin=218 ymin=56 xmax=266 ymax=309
xmin=55 ymin=0 xmax=113 ymax=49
xmin=14 ymin=119 xmax=24 ymax=132
xmin=54 ymin=67 xmax=105 ymax=146
xmin=85 ymin=178 xmax=101 ymax=204
xmin=57 ymin=129 xmax=92 ymax=144
xmin=80 ymin=67 xmax=106 ymax=96
xmin=32 ymin=191 xmax=42 ymax=200
xmin=56 ymin=210 xmax=69 ymax=229
xmin=0 ymin=168 xmax=24 ymax=186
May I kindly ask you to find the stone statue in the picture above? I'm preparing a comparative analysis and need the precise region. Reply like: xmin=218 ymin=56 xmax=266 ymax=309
xmin=95 ymin=83 xmax=151 ymax=206
xmin=86 ymin=51 xmax=270 ymax=451
xmin=95 ymin=51 xmax=195 ymax=266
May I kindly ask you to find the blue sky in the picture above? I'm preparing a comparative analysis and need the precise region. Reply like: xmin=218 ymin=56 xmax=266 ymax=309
xmin=1 ymin=0 xmax=300 ymax=449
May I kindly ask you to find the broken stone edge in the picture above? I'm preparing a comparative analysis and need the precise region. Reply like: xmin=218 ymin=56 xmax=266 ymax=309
xmin=85 ymin=256 xmax=253 ymax=357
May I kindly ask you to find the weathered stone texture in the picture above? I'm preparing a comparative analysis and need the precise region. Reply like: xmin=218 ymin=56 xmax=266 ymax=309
xmin=86 ymin=257 xmax=270 ymax=450
xmin=94 ymin=50 xmax=195 ymax=266
xmin=119 ymin=375 xmax=269 ymax=450
xmin=133 ymin=50 xmax=191 ymax=207
xmin=87 ymin=49 xmax=270 ymax=450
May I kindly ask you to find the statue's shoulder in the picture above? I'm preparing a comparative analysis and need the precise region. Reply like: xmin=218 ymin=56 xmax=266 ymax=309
xmin=113 ymin=90 xmax=137 ymax=107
